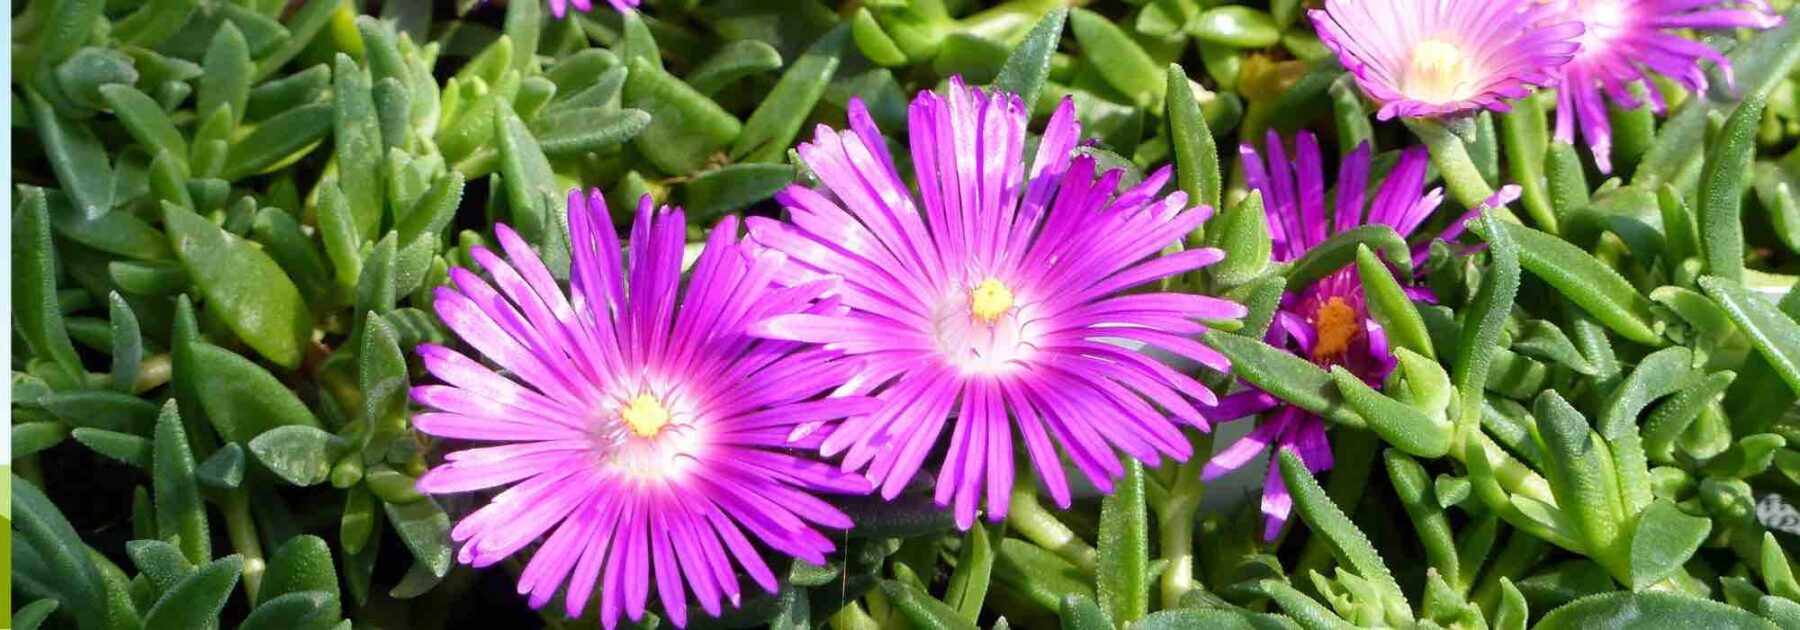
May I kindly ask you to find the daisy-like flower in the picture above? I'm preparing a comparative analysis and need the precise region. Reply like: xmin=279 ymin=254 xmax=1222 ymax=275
xmin=549 ymin=0 xmax=639 ymax=18
xmin=411 ymin=190 xmax=875 ymax=627
xmin=1549 ymin=0 xmax=1781 ymax=172
xmin=1206 ymin=131 xmax=1520 ymax=540
xmin=749 ymin=78 xmax=1245 ymax=529
xmin=1312 ymin=0 xmax=1584 ymax=119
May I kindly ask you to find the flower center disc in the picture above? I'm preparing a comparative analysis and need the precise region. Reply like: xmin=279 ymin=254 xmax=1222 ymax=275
xmin=1311 ymin=297 xmax=1361 ymax=363
xmin=1405 ymin=39 xmax=1474 ymax=104
xmin=1571 ymin=0 xmax=1628 ymax=55
xmin=969 ymin=278 xmax=1015 ymax=324
xmin=621 ymin=393 xmax=671 ymax=438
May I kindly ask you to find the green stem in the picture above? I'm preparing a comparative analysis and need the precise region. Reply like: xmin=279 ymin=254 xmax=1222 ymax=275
xmin=1007 ymin=480 xmax=1100 ymax=573
xmin=1407 ymin=118 xmax=1517 ymax=216
xmin=1155 ymin=432 xmax=1212 ymax=608
xmin=222 ymin=489 xmax=266 ymax=605
xmin=1463 ymin=432 xmax=1556 ymax=505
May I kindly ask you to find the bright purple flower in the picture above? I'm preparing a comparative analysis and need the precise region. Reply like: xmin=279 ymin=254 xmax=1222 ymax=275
xmin=1206 ymin=131 xmax=1519 ymax=540
xmin=411 ymin=191 xmax=875 ymax=627
xmin=1549 ymin=0 xmax=1781 ymax=172
xmin=1312 ymin=0 xmax=1584 ymax=119
xmin=748 ymin=78 xmax=1244 ymax=528
xmin=549 ymin=0 xmax=639 ymax=17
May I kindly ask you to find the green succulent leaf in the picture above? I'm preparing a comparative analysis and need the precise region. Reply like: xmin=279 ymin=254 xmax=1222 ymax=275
xmin=1203 ymin=330 xmax=1364 ymax=428
xmin=152 ymin=401 xmax=211 ymax=565
xmin=1278 ymin=450 xmax=1411 ymax=625
xmin=1701 ymin=275 xmax=1800 ymax=396
xmin=1098 ymin=460 xmax=1150 ymax=625
xmin=1070 ymin=8 xmax=1162 ymax=107
xmin=13 ymin=187 xmax=86 ymax=383
xmin=249 ymin=426 xmax=346 ymax=487
xmin=732 ymin=26 xmax=845 ymax=163
xmin=1456 ymin=213 xmax=1521 ymax=431
xmin=880 ymin=578 xmax=977 ymax=630
xmin=72 ymin=428 xmax=151 ymax=468
xmin=1699 ymin=95 xmax=1767 ymax=283
xmin=180 ymin=340 xmax=323 ymax=444
xmin=684 ymin=163 xmax=797 ymax=218
xmin=163 ymin=203 xmax=311 ymax=368
xmin=1355 ymin=245 xmax=1433 ymax=360
xmin=198 ymin=22 xmax=251 ymax=128
xmin=1628 ymin=500 xmax=1711 ymax=590
xmin=142 ymin=555 xmax=243 ymax=630
xmin=624 ymin=57 xmax=743 ymax=175
xmin=14 ymin=475 xmax=108 ymax=630
xmin=260 ymin=535 xmax=342 ymax=620
xmin=1283 ymin=224 xmax=1413 ymax=292
xmin=1536 ymin=591 xmax=1776 ymax=629
xmin=384 ymin=498 xmax=453 ymax=578
xmin=1475 ymin=220 xmax=1662 ymax=346
xmin=992 ymin=7 xmax=1069 ymax=109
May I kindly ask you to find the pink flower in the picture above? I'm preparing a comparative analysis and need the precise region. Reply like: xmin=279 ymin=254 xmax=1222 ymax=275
xmin=549 ymin=0 xmax=639 ymax=18
xmin=749 ymin=79 xmax=1244 ymax=528
xmin=412 ymin=191 xmax=873 ymax=627
xmin=1312 ymin=0 xmax=1584 ymax=119
xmin=1549 ymin=0 xmax=1782 ymax=172
xmin=1209 ymin=131 xmax=1520 ymax=540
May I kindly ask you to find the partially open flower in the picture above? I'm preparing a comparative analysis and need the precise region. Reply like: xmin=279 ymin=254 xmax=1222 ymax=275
xmin=1209 ymin=131 xmax=1521 ymax=540
xmin=1549 ymin=0 xmax=1782 ymax=172
xmin=1312 ymin=0 xmax=1584 ymax=119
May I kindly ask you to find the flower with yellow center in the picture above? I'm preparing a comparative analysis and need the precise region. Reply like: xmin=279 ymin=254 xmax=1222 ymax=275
xmin=1404 ymin=39 xmax=1475 ymax=105
xmin=1310 ymin=297 xmax=1360 ymax=364
xmin=969 ymin=278 xmax=1015 ymax=324
xmin=620 ymin=392 xmax=671 ymax=438
xmin=1310 ymin=0 xmax=1583 ymax=120
xmin=413 ymin=189 xmax=876 ymax=627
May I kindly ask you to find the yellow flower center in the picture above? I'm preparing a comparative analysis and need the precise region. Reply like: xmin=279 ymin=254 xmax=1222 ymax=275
xmin=620 ymin=393 xmax=670 ymax=438
xmin=1404 ymin=39 xmax=1474 ymax=104
xmin=969 ymin=278 xmax=1015 ymax=324
xmin=1312 ymin=297 xmax=1360 ymax=363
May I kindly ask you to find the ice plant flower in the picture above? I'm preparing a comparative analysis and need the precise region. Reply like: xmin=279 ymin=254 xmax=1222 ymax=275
xmin=549 ymin=0 xmax=639 ymax=17
xmin=1549 ymin=0 xmax=1781 ymax=172
xmin=411 ymin=191 xmax=875 ymax=627
xmin=749 ymin=78 xmax=1245 ymax=529
xmin=1206 ymin=131 xmax=1519 ymax=540
xmin=1311 ymin=0 xmax=1584 ymax=119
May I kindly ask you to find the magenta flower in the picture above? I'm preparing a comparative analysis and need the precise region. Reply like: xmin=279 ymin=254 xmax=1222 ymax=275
xmin=748 ymin=78 xmax=1244 ymax=529
xmin=549 ymin=0 xmax=639 ymax=17
xmin=411 ymin=191 xmax=875 ymax=627
xmin=1312 ymin=0 xmax=1584 ymax=119
xmin=1206 ymin=131 xmax=1519 ymax=540
xmin=1550 ymin=0 xmax=1781 ymax=172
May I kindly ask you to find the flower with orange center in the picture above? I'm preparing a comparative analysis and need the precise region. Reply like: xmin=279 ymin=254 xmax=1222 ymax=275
xmin=1309 ymin=297 xmax=1362 ymax=364
xmin=1204 ymin=131 xmax=1522 ymax=540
